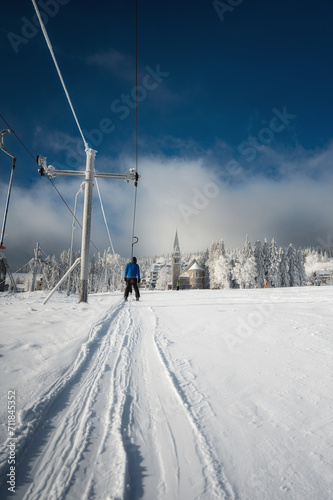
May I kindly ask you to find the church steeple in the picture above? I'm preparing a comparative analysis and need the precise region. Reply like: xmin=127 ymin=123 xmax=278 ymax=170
xmin=171 ymin=230 xmax=181 ymax=290
xmin=173 ymin=230 xmax=180 ymax=256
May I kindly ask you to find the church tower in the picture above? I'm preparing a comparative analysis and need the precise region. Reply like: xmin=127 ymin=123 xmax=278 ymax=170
xmin=171 ymin=230 xmax=181 ymax=290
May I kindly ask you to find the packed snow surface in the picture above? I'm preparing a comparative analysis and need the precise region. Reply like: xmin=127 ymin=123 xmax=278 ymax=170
xmin=0 ymin=287 xmax=332 ymax=499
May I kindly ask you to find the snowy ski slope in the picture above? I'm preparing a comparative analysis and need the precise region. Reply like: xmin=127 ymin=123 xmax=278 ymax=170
xmin=0 ymin=287 xmax=332 ymax=499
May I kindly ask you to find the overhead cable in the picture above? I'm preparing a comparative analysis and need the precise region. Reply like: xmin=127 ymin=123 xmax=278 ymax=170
xmin=31 ymin=0 xmax=88 ymax=148
xmin=95 ymin=178 xmax=117 ymax=256
xmin=0 ymin=114 xmax=99 ymax=253
xmin=131 ymin=0 xmax=139 ymax=258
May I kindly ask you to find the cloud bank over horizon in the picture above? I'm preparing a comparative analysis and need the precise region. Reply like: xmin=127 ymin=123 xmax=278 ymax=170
xmin=1 ymin=139 xmax=333 ymax=267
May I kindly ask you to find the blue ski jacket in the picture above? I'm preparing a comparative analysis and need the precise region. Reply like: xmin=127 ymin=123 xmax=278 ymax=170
xmin=124 ymin=262 xmax=140 ymax=280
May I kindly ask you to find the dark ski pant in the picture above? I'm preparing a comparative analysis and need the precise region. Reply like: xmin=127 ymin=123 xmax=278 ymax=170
xmin=124 ymin=278 xmax=140 ymax=299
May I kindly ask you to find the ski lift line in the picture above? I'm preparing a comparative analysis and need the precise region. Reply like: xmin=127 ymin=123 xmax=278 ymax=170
xmin=131 ymin=0 xmax=139 ymax=259
xmin=0 ymin=130 xmax=17 ymax=249
xmin=10 ymin=257 xmax=37 ymax=275
xmin=135 ymin=0 xmax=139 ymax=177
xmin=95 ymin=177 xmax=116 ymax=256
xmin=0 ymin=116 xmax=87 ymax=240
xmin=0 ymin=113 xmax=36 ymax=163
xmin=30 ymin=0 xmax=87 ymax=148
xmin=39 ymin=247 xmax=68 ymax=271
xmin=0 ymin=248 xmax=46 ymax=291
xmin=43 ymin=257 xmax=81 ymax=305
xmin=0 ymin=130 xmax=16 ymax=160
xmin=47 ymin=176 xmax=83 ymax=226
xmin=0 ymin=114 xmax=100 ymax=254
xmin=6 ymin=119 xmax=138 ymax=266
xmin=47 ymin=177 xmax=100 ymax=253
xmin=94 ymin=181 xmax=123 ymax=270
xmin=131 ymin=185 xmax=138 ymax=259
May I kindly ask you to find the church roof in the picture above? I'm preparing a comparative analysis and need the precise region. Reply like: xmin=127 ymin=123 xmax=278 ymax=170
xmin=188 ymin=261 xmax=204 ymax=271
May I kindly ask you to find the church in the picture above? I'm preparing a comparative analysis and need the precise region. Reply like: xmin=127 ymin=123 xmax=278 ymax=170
xmin=171 ymin=231 xmax=205 ymax=290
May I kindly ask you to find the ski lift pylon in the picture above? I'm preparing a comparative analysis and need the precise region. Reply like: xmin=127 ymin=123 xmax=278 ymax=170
xmin=0 ymin=130 xmax=16 ymax=249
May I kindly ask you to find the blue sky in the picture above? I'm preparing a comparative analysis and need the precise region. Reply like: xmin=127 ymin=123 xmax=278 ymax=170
xmin=1 ymin=0 xmax=333 ymax=265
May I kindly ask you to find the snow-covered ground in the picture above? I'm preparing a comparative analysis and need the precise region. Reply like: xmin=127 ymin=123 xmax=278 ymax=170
xmin=0 ymin=287 xmax=332 ymax=499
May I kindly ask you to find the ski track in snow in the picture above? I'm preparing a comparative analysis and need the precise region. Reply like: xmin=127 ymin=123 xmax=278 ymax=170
xmin=2 ymin=298 xmax=234 ymax=500
xmin=0 ymin=300 xmax=126 ymax=499
xmin=149 ymin=307 xmax=234 ymax=500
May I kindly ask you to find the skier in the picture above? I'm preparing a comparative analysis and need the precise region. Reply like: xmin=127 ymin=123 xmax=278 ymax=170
xmin=124 ymin=256 xmax=141 ymax=301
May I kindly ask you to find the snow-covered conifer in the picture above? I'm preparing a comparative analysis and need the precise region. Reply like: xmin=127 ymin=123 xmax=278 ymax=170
xmin=214 ymin=253 xmax=232 ymax=288
xmin=254 ymin=240 xmax=265 ymax=288
xmin=287 ymin=244 xmax=301 ymax=286
xmin=231 ymin=249 xmax=243 ymax=288
xmin=279 ymin=247 xmax=290 ymax=287
xmin=269 ymin=238 xmax=281 ymax=287
xmin=45 ymin=255 xmax=60 ymax=290
xmin=208 ymin=241 xmax=222 ymax=289
xmin=243 ymin=253 xmax=257 ymax=288
xmin=296 ymin=248 xmax=306 ymax=286
xmin=262 ymin=238 xmax=270 ymax=278
xmin=214 ymin=241 xmax=232 ymax=288
xmin=232 ymin=244 xmax=257 ymax=288
xmin=243 ymin=235 xmax=252 ymax=258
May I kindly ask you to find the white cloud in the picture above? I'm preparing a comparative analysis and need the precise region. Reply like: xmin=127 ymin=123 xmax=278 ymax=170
xmin=86 ymin=48 xmax=136 ymax=83
xmin=33 ymin=129 xmax=83 ymax=156
xmin=1 ymin=143 xmax=333 ymax=267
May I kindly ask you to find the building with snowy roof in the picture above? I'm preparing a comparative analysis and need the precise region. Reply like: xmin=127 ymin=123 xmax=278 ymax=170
xmin=179 ymin=259 xmax=205 ymax=289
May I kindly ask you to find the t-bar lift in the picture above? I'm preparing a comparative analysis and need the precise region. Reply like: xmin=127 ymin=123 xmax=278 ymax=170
xmin=38 ymin=147 xmax=139 ymax=303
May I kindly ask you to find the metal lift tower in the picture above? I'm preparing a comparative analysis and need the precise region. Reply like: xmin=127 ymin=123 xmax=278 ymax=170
xmin=38 ymin=149 xmax=139 ymax=303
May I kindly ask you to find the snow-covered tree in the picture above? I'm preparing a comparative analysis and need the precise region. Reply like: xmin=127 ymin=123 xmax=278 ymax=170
xmin=214 ymin=241 xmax=232 ymax=289
xmin=34 ymin=236 xmax=310 ymax=295
xmin=254 ymin=240 xmax=265 ymax=288
xmin=287 ymin=244 xmax=302 ymax=286
xmin=42 ymin=255 xmax=59 ymax=290
xmin=242 ymin=254 xmax=257 ymax=288
xmin=58 ymin=250 xmax=70 ymax=291
xmin=269 ymin=238 xmax=281 ymax=287
xmin=105 ymin=251 xmax=123 ymax=291
xmin=156 ymin=266 xmax=170 ymax=290
xmin=243 ymin=235 xmax=252 ymax=258
xmin=208 ymin=241 xmax=223 ymax=289
xmin=296 ymin=248 xmax=306 ymax=286
xmin=231 ymin=249 xmax=243 ymax=288
xmin=262 ymin=238 xmax=270 ymax=278
xmin=279 ymin=247 xmax=290 ymax=287
xmin=232 ymin=244 xmax=257 ymax=289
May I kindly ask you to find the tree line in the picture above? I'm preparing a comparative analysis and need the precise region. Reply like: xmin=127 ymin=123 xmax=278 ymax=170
xmin=41 ymin=250 xmax=157 ymax=293
xmin=208 ymin=236 xmax=306 ymax=289
xmin=19 ymin=237 xmax=323 ymax=293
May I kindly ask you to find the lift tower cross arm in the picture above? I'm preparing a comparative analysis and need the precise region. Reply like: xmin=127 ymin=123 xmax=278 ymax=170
xmin=38 ymin=160 xmax=139 ymax=182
